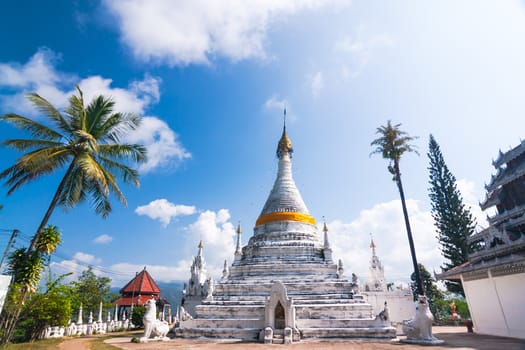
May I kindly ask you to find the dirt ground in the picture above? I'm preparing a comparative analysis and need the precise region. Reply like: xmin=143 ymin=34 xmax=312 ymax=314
xmin=102 ymin=327 xmax=525 ymax=350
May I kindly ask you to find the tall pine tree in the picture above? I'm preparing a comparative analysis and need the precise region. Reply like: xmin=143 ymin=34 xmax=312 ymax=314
xmin=427 ymin=134 xmax=476 ymax=296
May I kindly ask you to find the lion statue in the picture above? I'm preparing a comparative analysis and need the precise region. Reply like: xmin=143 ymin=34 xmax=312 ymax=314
xmin=403 ymin=295 xmax=436 ymax=342
xmin=140 ymin=299 xmax=170 ymax=342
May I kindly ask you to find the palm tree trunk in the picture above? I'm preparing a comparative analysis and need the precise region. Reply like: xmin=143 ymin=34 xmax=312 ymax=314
xmin=2 ymin=161 xmax=76 ymax=343
xmin=27 ymin=161 xmax=76 ymax=254
xmin=394 ymin=161 xmax=424 ymax=296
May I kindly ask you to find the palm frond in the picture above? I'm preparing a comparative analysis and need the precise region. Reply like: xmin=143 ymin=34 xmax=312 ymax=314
xmin=25 ymin=93 xmax=72 ymax=134
xmin=0 ymin=114 xmax=63 ymax=140
xmin=57 ymin=165 xmax=87 ymax=209
xmin=87 ymin=181 xmax=112 ymax=218
xmin=98 ymin=143 xmax=147 ymax=164
xmin=98 ymin=156 xmax=140 ymax=186
xmin=75 ymin=154 xmax=108 ymax=195
xmin=103 ymin=113 xmax=142 ymax=143
xmin=0 ymin=147 xmax=72 ymax=194
xmin=3 ymin=139 xmax=63 ymax=152
xmin=98 ymin=163 xmax=126 ymax=205
xmin=85 ymin=95 xmax=115 ymax=137
xmin=65 ymin=87 xmax=86 ymax=132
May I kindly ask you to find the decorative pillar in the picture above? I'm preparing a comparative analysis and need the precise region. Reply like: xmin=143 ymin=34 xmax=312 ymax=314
xmin=97 ymin=301 xmax=103 ymax=323
xmin=222 ymin=259 xmax=229 ymax=281
xmin=77 ymin=303 xmax=83 ymax=325
xmin=322 ymin=219 xmax=333 ymax=262
xmin=234 ymin=222 xmax=242 ymax=261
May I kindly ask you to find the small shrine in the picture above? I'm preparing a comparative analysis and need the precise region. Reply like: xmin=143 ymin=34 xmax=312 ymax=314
xmin=115 ymin=267 xmax=167 ymax=320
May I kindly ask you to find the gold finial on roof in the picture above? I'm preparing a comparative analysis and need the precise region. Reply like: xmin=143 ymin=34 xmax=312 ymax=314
xmin=236 ymin=222 xmax=242 ymax=234
xmin=276 ymin=109 xmax=293 ymax=158
xmin=198 ymin=240 xmax=203 ymax=249
xmin=369 ymin=233 xmax=376 ymax=249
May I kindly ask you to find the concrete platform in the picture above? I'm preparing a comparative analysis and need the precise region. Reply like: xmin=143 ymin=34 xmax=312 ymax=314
xmin=104 ymin=326 xmax=525 ymax=349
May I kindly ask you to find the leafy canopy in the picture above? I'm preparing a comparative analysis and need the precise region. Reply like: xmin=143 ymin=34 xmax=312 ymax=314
xmin=0 ymin=87 xmax=147 ymax=218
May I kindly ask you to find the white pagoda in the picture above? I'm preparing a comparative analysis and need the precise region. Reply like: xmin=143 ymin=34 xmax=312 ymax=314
xmin=176 ymin=125 xmax=395 ymax=343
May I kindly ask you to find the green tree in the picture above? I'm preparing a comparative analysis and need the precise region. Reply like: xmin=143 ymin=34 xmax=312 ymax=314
xmin=371 ymin=120 xmax=424 ymax=296
xmin=71 ymin=267 xmax=112 ymax=322
xmin=0 ymin=87 xmax=147 ymax=254
xmin=0 ymin=87 xmax=146 ymax=343
xmin=410 ymin=263 xmax=445 ymax=320
xmin=0 ymin=226 xmax=62 ymax=343
xmin=15 ymin=273 xmax=73 ymax=342
xmin=427 ymin=134 xmax=475 ymax=296
xmin=131 ymin=305 xmax=146 ymax=328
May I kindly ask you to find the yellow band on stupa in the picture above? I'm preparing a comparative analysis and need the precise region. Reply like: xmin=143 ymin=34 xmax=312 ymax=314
xmin=256 ymin=211 xmax=316 ymax=226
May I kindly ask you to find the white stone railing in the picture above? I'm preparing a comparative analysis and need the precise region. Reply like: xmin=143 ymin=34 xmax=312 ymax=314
xmin=40 ymin=319 xmax=134 ymax=339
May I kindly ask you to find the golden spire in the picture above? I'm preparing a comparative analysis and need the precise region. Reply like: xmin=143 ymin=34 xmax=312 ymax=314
xmin=370 ymin=239 xmax=376 ymax=249
xmin=276 ymin=109 xmax=293 ymax=158
xmin=198 ymin=240 xmax=203 ymax=249
xmin=236 ymin=222 xmax=242 ymax=235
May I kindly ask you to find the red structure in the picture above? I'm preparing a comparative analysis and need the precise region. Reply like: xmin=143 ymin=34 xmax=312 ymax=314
xmin=115 ymin=267 xmax=161 ymax=319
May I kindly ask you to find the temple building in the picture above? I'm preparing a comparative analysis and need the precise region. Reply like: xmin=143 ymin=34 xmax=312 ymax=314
xmin=360 ymin=238 xmax=413 ymax=334
xmin=176 ymin=125 xmax=395 ymax=343
xmin=115 ymin=267 xmax=170 ymax=321
xmin=439 ymin=141 xmax=525 ymax=339
xmin=181 ymin=240 xmax=213 ymax=316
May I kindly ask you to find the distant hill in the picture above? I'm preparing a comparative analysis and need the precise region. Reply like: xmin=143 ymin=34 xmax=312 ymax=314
xmin=110 ymin=281 xmax=185 ymax=310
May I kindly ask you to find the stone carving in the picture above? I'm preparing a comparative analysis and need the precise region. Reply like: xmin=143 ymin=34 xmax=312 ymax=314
xmin=180 ymin=306 xmax=193 ymax=321
xmin=402 ymin=296 xmax=443 ymax=344
xmin=337 ymin=259 xmax=344 ymax=278
xmin=141 ymin=299 xmax=170 ymax=342
xmin=377 ymin=301 xmax=389 ymax=321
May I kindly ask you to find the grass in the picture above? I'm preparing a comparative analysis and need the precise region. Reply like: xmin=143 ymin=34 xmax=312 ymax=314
xmin=0 ymin=338 xmax=63 ymax=349
xmin=0 ymin=334 xmax=134 ymax=350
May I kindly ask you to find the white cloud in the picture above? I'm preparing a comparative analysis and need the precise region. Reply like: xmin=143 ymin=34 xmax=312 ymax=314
xmin=104 ymin=0 xmax=348 ymax=65
xmin=93 ymin=234 xmax=113 ymax=244
xmin=73 ymin=252 xmax=102 ymax=265
xmin=125 ymin=117 xmax=191 ymax=173
xmin=456 ymin=178 xmax=489 ymax=229
xmin=0 ymin=48 xmax=73 ymax=112
xmin=77 ymin=75 xmax=160 ymax=115
xmin=335 ymin=25 xmax=394 ymax=78
xmin=264 ymin=95 xmax=288 ymax=111
xmin=307 ymin=71 xmax=324 ymax=97
xmin=328 ymin=199 xmax=443 ymax=283
xmin=185 ymin=209 xmax=236 ymax=278
xmin=135 ymin=199 xmax=196 ymax=227
xmin=50 ymin=251 xmax=104 ymax=283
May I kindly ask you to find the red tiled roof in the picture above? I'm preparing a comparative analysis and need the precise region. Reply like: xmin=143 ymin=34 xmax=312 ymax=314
xmin=119 ymin=267 xmax=161 ymax=295
xmin=115 ymin=294 xmax=159 ymax=307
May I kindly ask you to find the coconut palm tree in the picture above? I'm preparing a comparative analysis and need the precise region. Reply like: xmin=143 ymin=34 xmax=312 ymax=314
xmin=370 ymin=120 xmax=424 ymax=296
xmin=0 ymin=87 xmax=147 ymax=254
xmin=1 ymin=225 xmax=62 ymax=343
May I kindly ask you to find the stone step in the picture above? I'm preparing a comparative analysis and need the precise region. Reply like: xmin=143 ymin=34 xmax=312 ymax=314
xmin=179 ymin=318 xmax=263 ymax=329
xmin=296 ymin=318 xmax=390 ymax=328
xmin=209 ymin=293 xmax=356 ymax=302
xmin=175 ymin=327 xmax=260 ymax=340
xmin=299 ymin=327 xmax=396 ymax=339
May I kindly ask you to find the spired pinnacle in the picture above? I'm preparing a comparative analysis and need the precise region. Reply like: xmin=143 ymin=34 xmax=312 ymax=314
xmin=277 ymin=123 xmax=293 ymax=158
xmin=256 ymin=123 xmax=315 ymax=227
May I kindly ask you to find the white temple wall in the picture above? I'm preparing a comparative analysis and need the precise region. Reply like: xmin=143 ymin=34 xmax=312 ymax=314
xmin=362 ymin=291 xmax=413 ymax=334
xmin=462 ymin=272 xmax=525 ymax=339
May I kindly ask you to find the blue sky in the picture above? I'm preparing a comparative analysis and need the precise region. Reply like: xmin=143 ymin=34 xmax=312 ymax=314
xmin=1 ymin=0 xmax=524 ymax=287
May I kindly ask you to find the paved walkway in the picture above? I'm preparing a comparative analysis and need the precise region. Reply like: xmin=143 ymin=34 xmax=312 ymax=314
xmin=102 ymin=327 xmax=525 ymax=350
